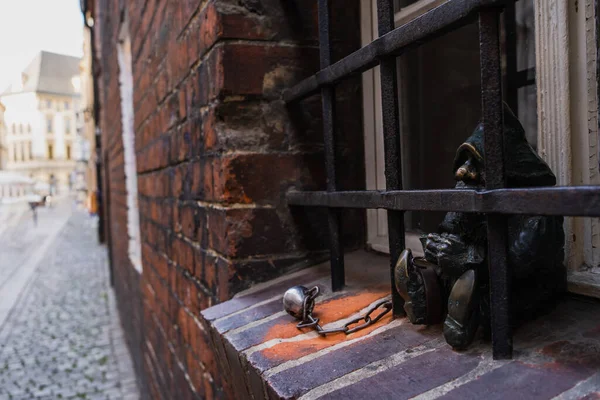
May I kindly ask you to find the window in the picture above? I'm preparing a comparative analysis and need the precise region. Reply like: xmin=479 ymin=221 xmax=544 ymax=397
xmin=20 ymin=144 xmax=25 ymax=162
xmin=46 ymin=100 xmax=52 ymax=109
xmin=362 ymin=0 xmax=537 ymax=249
xmin=66 ymin=144 xmax=71 ymax=160
xmin=118 ymin=16 xmax=143 ymax=273
xmin=64 ymin=117 xmax=71 ymax=134
xmin=11 ymin=144 xmax=16 ymax=162
xmin=27 ymin=124 xmax=31 ymax=134
xmin=18 ymin=124 xmax=23 ymax=134
xmin=47 ymin=143 xmax=53 ymax=160
xmin=64 ymin=101 xmax=69 ymax=110
xmin=28 ymin=142 xmax=32 ymax=160
xmin=46 ymin=117 xmax=53 ymax=133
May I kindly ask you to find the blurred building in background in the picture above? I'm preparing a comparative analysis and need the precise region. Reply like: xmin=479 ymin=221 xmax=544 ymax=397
xmin=0 ymin=171 xmax=35 ymax=203
xmin=0 ymin=51 xmax=81 ymax=193
xmin=0 ymin=101 xmax=6 ymax=169
xmin=74 ymin=24 xmax=98 ymax=213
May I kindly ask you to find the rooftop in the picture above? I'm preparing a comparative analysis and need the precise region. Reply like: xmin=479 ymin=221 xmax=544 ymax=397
xmin=1 ymin=51 xmax=81 ymax=97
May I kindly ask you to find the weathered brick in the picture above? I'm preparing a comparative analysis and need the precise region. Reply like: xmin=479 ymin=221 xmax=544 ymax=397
xmin=207 ymin=207 xmax=294 ymax=258
xmin=94 ymin=0 xmax=362 ymax=397
xmin=218 ymin=43 xmax=319 ymax=99
xmin=216 ymin=152 xmax=325 ymax=204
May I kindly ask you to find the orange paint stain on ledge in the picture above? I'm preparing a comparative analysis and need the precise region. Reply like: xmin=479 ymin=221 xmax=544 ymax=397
xmin=260 ymin=314 xmax=393 ymax=364
xmin=260 ymin=287 xmax=393 ymax=363
xmin=263 ymin=287 xmax=390 ymax=343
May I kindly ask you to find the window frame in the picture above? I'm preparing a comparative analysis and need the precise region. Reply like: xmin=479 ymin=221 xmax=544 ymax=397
xmin=118 ymin=14 xmax=143 ymax=274
xmin=534 ymin=0 xmax=600 ymax=296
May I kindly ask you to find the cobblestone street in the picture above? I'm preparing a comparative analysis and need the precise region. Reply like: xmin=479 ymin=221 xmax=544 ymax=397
xmin=0 ymin=200 xmax=139 ymax=399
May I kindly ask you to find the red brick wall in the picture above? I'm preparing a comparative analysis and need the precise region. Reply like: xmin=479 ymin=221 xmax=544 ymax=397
xmin=93 ymin=0 xmax=363 ymax=398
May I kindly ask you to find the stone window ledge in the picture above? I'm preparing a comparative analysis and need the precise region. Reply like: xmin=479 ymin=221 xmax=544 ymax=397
xmin=201 ymin=251 xmax=600 ymax=399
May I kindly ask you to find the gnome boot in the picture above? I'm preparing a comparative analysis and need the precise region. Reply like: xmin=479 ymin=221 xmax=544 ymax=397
xmin=443 ymin=269 xmax=480 ymax=350
xmin=394 ymin=249 xmax=443 ymax=325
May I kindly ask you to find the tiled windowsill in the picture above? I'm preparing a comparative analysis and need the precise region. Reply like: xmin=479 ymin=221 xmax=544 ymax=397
xmin=201 ymin=251 xmax=600 ymax=400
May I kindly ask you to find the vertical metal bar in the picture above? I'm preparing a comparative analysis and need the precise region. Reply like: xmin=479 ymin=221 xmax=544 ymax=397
xmin=377 ymin=0 xmax=405 ymax=316
xmin=504 ymin=1 xmax=518 ymax=114
xmin=479 ymin=9 xmax=512 ymax=359
xmin=318 ymin=0 xmax=344 ymax=291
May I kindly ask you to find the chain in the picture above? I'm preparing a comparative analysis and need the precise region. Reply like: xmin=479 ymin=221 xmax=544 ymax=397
xmin=295 ymin=286 xmax=393 ymax=336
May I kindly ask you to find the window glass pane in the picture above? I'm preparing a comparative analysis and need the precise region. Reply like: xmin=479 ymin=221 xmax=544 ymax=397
xmin=515 ymin=0 xmax=537 ymax=148
xmin=398 ymin=20 xmax=481 ymax=232
xmin=363 ymin=0 xmax=538 ymax=242
xmin=47 ymin=117 xmax=53 ymax=133
xmin=394 ymin=0 xmax=448 ymax=25
xmin=396 ymin=0 xmax=536 ymax=233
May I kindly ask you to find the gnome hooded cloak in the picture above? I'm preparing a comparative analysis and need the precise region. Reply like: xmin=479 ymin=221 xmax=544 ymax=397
xmin=453 ymin=105 xmax=557 ymax=188
xmin=396 ymin=104 xmax=566 ymax=350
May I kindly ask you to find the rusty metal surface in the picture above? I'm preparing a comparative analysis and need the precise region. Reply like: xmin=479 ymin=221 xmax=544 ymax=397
xmin=479 ymin=9 xmax=512 ymax=360
xmin=377 ymin=0 xmax=406 ymax=317
xmin=318 ymin=0 xmax=344 ymax=291
xmin=287 ymin=186 xmax=600 ymax=216
xmin=283 ymin=0 xmax=510 ymax=103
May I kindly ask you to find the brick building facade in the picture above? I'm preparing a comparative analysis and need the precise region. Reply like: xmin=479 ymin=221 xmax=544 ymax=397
xmin=84 ymin=1 xmax=363 ymax=398
xmin=82 ymin=0 xmax=600 ymax=398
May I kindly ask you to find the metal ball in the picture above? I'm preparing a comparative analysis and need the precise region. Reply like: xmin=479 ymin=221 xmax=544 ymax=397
xmin=283 ymin=286 xmax=308 ymax=319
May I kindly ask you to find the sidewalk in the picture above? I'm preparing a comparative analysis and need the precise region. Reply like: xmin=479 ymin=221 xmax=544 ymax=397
xmin=0 ymin=202 xmax=28 ymax=237
xmin=0 ymin=211 xmax=139 ymax=399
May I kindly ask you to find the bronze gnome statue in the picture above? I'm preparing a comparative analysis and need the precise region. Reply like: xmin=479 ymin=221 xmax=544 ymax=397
xmin=395 ymin=104 xmax=566 ymax=350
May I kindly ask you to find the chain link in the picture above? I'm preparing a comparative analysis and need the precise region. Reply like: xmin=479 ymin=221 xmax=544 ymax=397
xmin=295 ymin=287 xmax=392 ymax=336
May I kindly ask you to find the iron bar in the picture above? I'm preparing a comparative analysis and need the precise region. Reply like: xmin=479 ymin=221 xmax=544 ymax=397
xmin=284 ymin=0 xmax=510 ymax=103
xmin=479 ymin=9 xmax=512 ymax=360
xmin=377 ymin=0 xmax=405 ymax=317
xmin=287 ymin=186 xmax=600 ymax=216
xmin=318 ymin=0 xmax=344 ymax=291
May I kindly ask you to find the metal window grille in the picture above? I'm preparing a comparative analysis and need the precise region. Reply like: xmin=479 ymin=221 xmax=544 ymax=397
xmin=283 ymin=0 xmax=600 ymax=360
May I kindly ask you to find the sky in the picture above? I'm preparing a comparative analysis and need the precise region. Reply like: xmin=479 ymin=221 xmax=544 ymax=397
xmin=0 ymin=0 xmax=83 ymax=93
